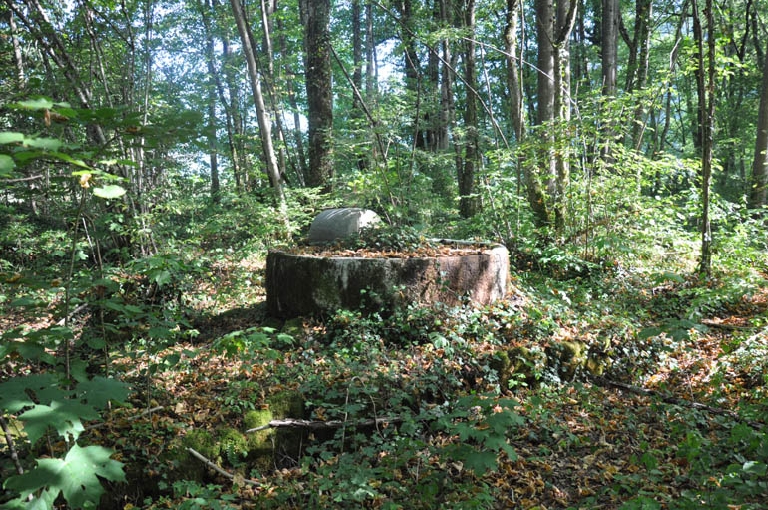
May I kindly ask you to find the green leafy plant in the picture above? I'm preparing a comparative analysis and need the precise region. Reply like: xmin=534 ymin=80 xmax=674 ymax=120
xmin=0 ymin=375 xmax=129 ymax=509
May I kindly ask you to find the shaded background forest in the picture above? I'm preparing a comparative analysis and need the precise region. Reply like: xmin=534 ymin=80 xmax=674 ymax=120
xmin=2 ymin=0 xmax=768 ymax=509
xmin=2 ymin=0 xmax=767 ymax=256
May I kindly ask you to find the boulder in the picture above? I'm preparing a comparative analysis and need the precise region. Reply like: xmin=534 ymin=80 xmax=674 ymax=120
xmin=307 ymin=208 xmax=381 ymax=245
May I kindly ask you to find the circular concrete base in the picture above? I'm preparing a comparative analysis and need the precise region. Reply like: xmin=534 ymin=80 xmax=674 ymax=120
xmin=265 ymin=242 xmax=509 ymax=318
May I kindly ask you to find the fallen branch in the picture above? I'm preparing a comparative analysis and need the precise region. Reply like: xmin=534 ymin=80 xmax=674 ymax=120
xmin=187 ymin=447 xmax=262 ymax=487
xmin=246 ymin=416 xmax=403 ymax=434
xmin=56 ymin=303 xmax=89 ymax=326
xmin=700 ymin=319 xmax=761 ymax=331
xmin=0 ymin=414 xmax=24 ymax=476
xmin=594 ymin=377 xmax=764 ymax=429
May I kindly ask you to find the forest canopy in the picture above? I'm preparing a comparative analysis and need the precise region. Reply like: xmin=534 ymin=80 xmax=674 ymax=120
xmin=1 ymin=0 xmax=768 ymax=508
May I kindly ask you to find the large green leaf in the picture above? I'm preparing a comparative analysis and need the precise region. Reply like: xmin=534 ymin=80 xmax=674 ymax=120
xmin=93 ymin=184 xmax=126 ymax=199
xmin=12 ymin=98 xmax=54 ymax=110
xmin=77 ymin=376 xmax=129 ymax=409
xmin=19 ymin=400 xmax=99 ymax=445
xmin=0 ymin=154 xmax=15 ymax=177
xmin=0 ymin=374 xmax=59 ymax=413
xmin=0 ymin=132 xmax=24 ymax=144
xmin=3 ymin=444 xmax=125 ymax=509
xmin=23 ymin=137 xmax=63 ymax=151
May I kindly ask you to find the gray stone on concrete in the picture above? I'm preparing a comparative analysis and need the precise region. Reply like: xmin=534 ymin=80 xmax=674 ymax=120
xmin=307 ymin=208 xmax=381 ymax=245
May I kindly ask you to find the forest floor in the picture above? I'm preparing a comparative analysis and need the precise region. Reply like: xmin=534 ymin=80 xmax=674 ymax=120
xmin=3 ymin=252 xmax=768 ymax=509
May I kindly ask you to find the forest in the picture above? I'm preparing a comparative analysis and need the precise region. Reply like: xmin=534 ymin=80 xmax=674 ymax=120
xmin=1 ymin=0 xmax=768 ymax=507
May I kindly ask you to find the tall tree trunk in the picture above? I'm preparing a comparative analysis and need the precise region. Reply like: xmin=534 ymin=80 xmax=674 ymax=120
xmin=749 ymin=39 xmax=768 ymax=209
xmin=457 ymin=0 xmax=479 ymax=218
xmin=351 ymin=0 xmax=369 ymax=170
xmin=692 ymin=0 xmax=714 ymax=276
xmin=437 ymin=0 xmax=453 ymax=152
xmin=8 ymin=9 xmax=26 ymax=86
xmin=397 ymin=0 xmax=426 ymax=151
xmin=230 ymin=0 xmax=287 ymax=211
xmin=552 ymin=0 xmax=577 ymax=232
xmin=259 ymin=0 xmax=293 ymax=183
xmin=601 ymin=0 xmax=618 ymax=96
xmin=599 ymin=0 xmax=619 ymax=163
xmin=300 ymin=0 xmax=334 ymax=189
xmin=200 ymin=0 xmax=221 ymax=203
xmin=276 ymin=13 xmax=308 ymax=183
xmin=533 ymin=0 xmax=556 ymax=231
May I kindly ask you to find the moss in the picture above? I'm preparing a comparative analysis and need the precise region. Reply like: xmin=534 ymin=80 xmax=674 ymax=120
xmin=182 ymin=429 xmax=219 ymax=460
xmin=243 ymin=393 xmax=305 ymax=474
xmin=548 ymin=341 xmax=587 ymax=380
xmin=162 ymin=429 xmax=219 ymax=482
xmin=267 ymin=390 xmax=304 ymax=419
xmin=245 ymin=408 xmax=274 ymax=452
xmin=218 ymin=427 xmax=248 ymax=465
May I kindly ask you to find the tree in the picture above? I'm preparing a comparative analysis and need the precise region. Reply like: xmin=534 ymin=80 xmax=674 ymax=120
xmin=529 ymin=0 xmax=577 ymax=232
xmin=199 ymin=0 xmax=221 ymax=203
xmin=300 ymin=0 xmax=334 ymax=190
xmin=229 ymin=0 xmax=287 ymax=211
xmin=456 ymin=0 xmax=479 ymax=218
xmin=749 ymin=39 xmax=768 ymax=209
xmin=692 ymin=0 xmax=715 ymax=276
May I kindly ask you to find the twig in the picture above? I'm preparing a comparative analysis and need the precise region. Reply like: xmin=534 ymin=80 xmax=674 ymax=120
xmin=56 ymin=303 xmax=89 ymax=327
xmin=186 ymin=447 xmax=261 ymax=487
xmin=0 ymin=414 xmax=24 ymax=475
xmin=246 ymin=416 xmax=403 ymax=434
xmin=594 ymin=377 xmax=764 ymax=429
xmin=700 ymin=319 xmax=759 ymax=331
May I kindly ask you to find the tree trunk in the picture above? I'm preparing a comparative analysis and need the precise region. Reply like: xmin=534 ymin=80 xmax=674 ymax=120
xmin=601 ymin=0 xmax=618 ymax=95
xmin=505 ymin=0 xmax=525 ymax=143
xmin=300 ymin=0 xmax=334 ymax=190
xmin=749 ymin=39 xmax=768 ymax=209
xmin=458 ymin=0 xmax=479 ymax=218
xmin=533 ymin=0 xmax=556 ymax=230
xmin=692 ymin=0 xmax=714 ymax=276
xmin=276 ymin=13 xmax=308 ymax=183
xmin=200 ymin=0 xmax=221 ymax=203
xmin=552 ymin=0 xmax=577 ymax=232
xmin=8 ymin=9 xmax=26 ymax=86
xmin=230 ymin=0 xmax=287 ymax=211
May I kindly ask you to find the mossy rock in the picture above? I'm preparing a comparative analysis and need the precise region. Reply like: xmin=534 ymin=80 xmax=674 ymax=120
xmin=243 ymin=391 xmax=306 ymax=473
xmin=547 ymin=341 xmax=588 ymax=380
xmin=218 ymin=427 xmax=248 ymax=465
xmin=268 ymin=391 xmax=305 ymax=467
xmin=490 ymin=346 xmax=548 ymax=389
xmin=163 ymin=429 xmax=220 ymax=482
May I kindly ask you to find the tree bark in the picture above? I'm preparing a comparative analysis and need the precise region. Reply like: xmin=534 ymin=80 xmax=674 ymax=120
xmin=601 ymin=0 xmax=618 ymax=95
xmin=692 ymin=0 xmax=714 ymax=276
xmin=457 ymin=0 xmax=479 ymax=218
xmin=749 ymin=39 xmax=768 ymax=209
xmin=300 ymin=0 xmax=334 ymax=190
xmin=200 ymin=0 xmax=221 ymax=203
xmin=552 ymin=0 xmax=577 ymax=232
xmin=8 ymin=9 xmax=26 ymax=86
xmin=230 ymin=0 xmax=287 ymax=211
xmin=533 ymin=0 xmax=556 ymax=230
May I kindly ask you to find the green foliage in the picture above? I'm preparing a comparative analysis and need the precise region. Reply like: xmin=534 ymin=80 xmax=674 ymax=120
xmin=3 ymin=444 xmax=126 ymax=510
xmin=0 ymin=376 xmax=128 ymax=509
